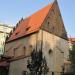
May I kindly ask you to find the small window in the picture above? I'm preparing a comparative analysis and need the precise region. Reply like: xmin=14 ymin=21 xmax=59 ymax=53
xmin=26 ymin=27 xmax=30 ymax=31
xmin=48 ymin=49 xmax=52 ymax=54
xmin=6 ymin=51 xmax=8 ymax=52
xmin=48 ymin=22 xmax=49 ymax=25
xmin=52 ymin=72 xmax=54 ymax=75
xmin=13 ymin=47 xmax=18 ymax=56
xmin=13 ymin=49 xmax=16 ymax=56
xmin=23 ymin=46 xmax=26 ymax=50
xmin=47 ymin=22 xmax=50 ymax=27
xmin=23 ymin=46 xmax=26 ymax=55
xmin=29 ymin=45 xmax=33 ymax=48
xmin=48 ymin=17 xmax=50 ymax=18
xmin=15 ymin=32 xmax=19 ymax=35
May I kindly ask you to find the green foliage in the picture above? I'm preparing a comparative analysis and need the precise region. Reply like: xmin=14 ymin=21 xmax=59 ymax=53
xmin=69 ymin=43 xmax=75 ymax=71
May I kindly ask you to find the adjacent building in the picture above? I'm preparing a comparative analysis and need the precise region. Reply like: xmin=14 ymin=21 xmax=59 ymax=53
xmin=69 ymin=38 xmax=75 ymax=44
xmin=0 ymin=23 xmax=13 ymax=75
xmin=67 ymin=38 xmax=75 ymax=73
xmin=4 ymin=1 xmax=69 ymax=75
xmin=0 ymin=23 xmax=13 ymax=56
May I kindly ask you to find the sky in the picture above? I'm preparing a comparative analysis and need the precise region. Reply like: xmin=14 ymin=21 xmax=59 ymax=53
xmin=0 ymin=0 xmax=75 ymax=37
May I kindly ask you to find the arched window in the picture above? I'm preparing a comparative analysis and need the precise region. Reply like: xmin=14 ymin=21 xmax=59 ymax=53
xmin=48 ymin=49 xmax=53 ymax=55
xmin=23 ymin=46 xmax=26 ymax=55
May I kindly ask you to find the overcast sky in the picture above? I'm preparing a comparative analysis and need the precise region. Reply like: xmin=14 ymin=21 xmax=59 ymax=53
xmin=0 ymin=0 xmax=75 ymax=37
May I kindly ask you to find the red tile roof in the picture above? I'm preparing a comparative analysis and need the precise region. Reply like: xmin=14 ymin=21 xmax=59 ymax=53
xmin=7 ymin=3 xmax=53 ymax=42
xmin=69 ymin=38 xmax=75 ymax=42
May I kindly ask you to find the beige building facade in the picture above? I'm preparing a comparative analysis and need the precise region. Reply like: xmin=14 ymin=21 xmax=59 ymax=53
xmin=5 ymin=30 xmax=69 ymax=75
xmin=5 ymin=1 xmax=69 ymax=75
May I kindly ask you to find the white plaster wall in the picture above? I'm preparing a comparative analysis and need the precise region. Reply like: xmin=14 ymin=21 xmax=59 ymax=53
xmin=0 ymin=25 xmax=13 ymax=55
xmin=0 ymin=25 xmax=13 ymax=33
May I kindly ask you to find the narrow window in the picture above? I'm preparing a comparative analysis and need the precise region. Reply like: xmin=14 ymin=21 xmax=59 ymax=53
xmin=47 ymin=22 xmax=50 ymax=27
xmin=48 ymin=22 xmax=49 ymax=25
xmin=23 ymin=46 xmax=26 ymax=55
xmin=13 ymin=48 xmax=17 ymax=57
xmin=14 ymin=49 xmax=16 ymax=57
xmin=48 ymin=49 xmax=52 ymax=55
xmin=52 ymin=72 xmax=54 ymax=75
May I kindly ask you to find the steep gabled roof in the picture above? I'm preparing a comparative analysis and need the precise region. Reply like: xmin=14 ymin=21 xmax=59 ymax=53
xmin=7 ymin=3 xmax=53 ymax=42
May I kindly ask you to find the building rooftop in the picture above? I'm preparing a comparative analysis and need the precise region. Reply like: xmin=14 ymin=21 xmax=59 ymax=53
xmin=69 ymin=38 xmax=75 ymax=42
xmin=0 ymin=23 xmax=14 ymax=28
xmin=0 ymin=23 xmax=13 ymax=34
xmin=7 ymin=2 xmax=53 ymax=42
